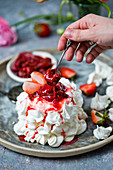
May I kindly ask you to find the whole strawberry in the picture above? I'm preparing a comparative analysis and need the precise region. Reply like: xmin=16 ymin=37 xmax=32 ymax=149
xmin=34 ymin=23 xmax=51 ymax=37
xmin=91 ymin=109 xmax=109 ymax=125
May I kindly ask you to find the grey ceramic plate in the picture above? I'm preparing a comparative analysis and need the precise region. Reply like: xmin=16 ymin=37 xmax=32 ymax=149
xmin=0 ymin=49 xmax=113 ymax=158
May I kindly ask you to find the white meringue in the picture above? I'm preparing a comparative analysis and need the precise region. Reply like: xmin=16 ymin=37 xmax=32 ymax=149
xmin=59 ymin=78 xmax=71 ymax=88
xmin=106 ymin=73 xmax=113 ymax=85
xmin=14 ymin=119 xmax=27 ymax=135
xmin=93 ymin=60 xmax=112 ymax=79
xmin=108 ymin=108 xmax=113 ymax=122
xmin=48 ymin=135 xmax=64 ymax=147
xmin=76 ymin=119 xmax=87 ymax=135
xmin=72 ymin=89 xmax=83 ymax=107
xmin=93 ymin=125 xmax=112 ymax=140
xmin=106 ymin=86 xmax=113 ymax=101
xmin=24 ymin=130 xmax=35 ymax=142
xmin=16 ymin=92 xmax=29 ymax=115
xmin=14 ymin=78 xmax=88 ymax=147
xmin=35 ymin=134 xmax=48 ymax=145
xmin=45 ymin=110 xmax=61 ymax=125
xmin=78 ymin=107 xmax=88 ymax=120
xmin=87 ymin=72 xmax=102 ymax=87
xmin=91 ymin=92 xmax=111 ymax=110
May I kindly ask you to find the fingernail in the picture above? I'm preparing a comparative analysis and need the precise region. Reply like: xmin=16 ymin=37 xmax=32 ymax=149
xmin=64 ymin=30 xmax=72 ymax=38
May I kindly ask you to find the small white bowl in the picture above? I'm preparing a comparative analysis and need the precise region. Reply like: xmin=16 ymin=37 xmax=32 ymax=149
xmin=6 ymin=51 xmax=57 ymax=83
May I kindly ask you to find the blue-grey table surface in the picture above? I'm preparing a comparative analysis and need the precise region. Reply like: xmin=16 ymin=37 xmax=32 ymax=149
xmin=0 ymin=0 xmax=113 ymax=170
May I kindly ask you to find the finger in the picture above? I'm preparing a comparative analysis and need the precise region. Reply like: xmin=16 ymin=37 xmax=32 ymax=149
xmin=65 ymin=42 xmax=78 ymax=61
xmin=66 ymin=14 xmax=99 ymax=30
xmin=65 ymin=14 xmax=92 ymax=30
xmin=76 ymin=41 xmax=91 ymax=62
xmin=86 ymin=45 xmax=103 ymax=63
xmin=64 ymin=28 xmax=95 ymax=43
xmin=66 ymin=19 xmax=81 ymax=29
xmin=58 ymin=18 xmax=86 ymax=51
xmin=58 ymin=23 xmax=89 ymax=51
xmin=58 ymin=19 xmax=82 ymax=51
xmin=58 ymin=36 xmax=67 ymax=51
xmin=58 ymin=14 xmax=98 ymax=51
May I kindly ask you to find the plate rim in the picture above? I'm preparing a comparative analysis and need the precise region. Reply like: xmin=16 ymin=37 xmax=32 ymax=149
xmin=0 ymin=135 xmax=113 ymax=158
xmin=0 ymin=49 xmax=113 ymax=158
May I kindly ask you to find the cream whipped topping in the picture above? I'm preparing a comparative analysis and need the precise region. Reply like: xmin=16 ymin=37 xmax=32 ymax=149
xmin=14 ymin=78 xmax=88 ymax=147
xmin=106 ymin=86 xmax=113 ymax=102
xmin=93 ymin=125 xmax=112 ymax=140
xmin=108 ymin=108 xmax=113 ymax=122
xmin=91 ymin=92 xmax=111 ymax=111
xmin=106 ymin=73 xmax=113 ymax=85
xmin=93 ymin=60 xmax=113 ymax=79
xmin=87 ymin=72 xmax=102 ymax=87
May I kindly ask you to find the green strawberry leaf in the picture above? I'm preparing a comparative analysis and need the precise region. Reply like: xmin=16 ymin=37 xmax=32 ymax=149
xmin=103 ymin=108 xmax=106 ymax=116
xmin=95 ymin=112 xmax=103 ymax=118
xmin=97 ymin=119 xmax=104 ymax=125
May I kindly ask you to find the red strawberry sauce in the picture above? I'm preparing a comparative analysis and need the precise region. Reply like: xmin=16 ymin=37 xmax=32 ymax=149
xmin=18 ymin=135 xmax=26 ymax=142
xmin=11 ymin=52 xmax=53 ymax=78
xmin=62 ymin=137 xmax=79 ymax=146
xmin=32 ymin=129 xmax=38 ymax=140
xmin=26 ymin=106 xmax=36 ymax=116
xmin=61 ymin=128 xmax=66 ymax=139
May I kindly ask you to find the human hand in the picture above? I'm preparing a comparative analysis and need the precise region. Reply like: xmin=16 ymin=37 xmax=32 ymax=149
xmin=58 ymin=14 xmax=113 ymax=63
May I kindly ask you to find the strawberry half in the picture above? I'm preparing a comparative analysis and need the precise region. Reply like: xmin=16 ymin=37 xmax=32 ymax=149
xmin=59 ymin=67 xmax=76 ymax=79
xmin=79 ymin=83 xmax=96 ymax=96
xmin=31 ymin=71 xmax=47 ymax=85
xmin=91 ymin=109 xmax=108 ymax=125
xmin=34 ymin=23 xmax=50 ymax=37
xmin=23 ymin=81 xmax=41 ymax=94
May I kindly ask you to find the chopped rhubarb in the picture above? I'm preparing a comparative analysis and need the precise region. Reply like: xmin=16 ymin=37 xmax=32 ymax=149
xmin=11 ymin=52 xmax=52 ymax=78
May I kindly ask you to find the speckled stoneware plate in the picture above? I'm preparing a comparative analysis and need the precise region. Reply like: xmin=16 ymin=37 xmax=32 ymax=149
xmin=0 ymin=49 xmax=113 ymax=158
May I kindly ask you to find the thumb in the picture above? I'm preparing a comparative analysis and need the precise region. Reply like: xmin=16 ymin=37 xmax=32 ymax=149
xmin=64 ymin=28 xmax=95 ymax=42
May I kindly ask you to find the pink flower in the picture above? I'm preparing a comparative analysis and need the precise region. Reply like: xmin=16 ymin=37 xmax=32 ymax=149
xmin=0 ymin=17 xmax=17 ymax=46
xmin=100 ymin=0 xmax=109 ymax=2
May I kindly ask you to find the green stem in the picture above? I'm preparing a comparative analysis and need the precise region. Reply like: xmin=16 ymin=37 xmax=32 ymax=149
xmin=99 ymin=2 xmax=111 ymax=18
xmin=48 ymin=17 xmax=76 ymax=25
xmin=11 ymin=15 xmax=76 ymax=28
xmin=18 ymin=11 xmax=35 ymax=25
xmin=11 ymin=14 xmax=58 ymax=27
xmin=58 ymin=0 xmax=65 ymax=27
xmin=71 ymin=76 xmax=75 ymax=82
xmin=69 ymin=1 xmax=72 ymax=12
